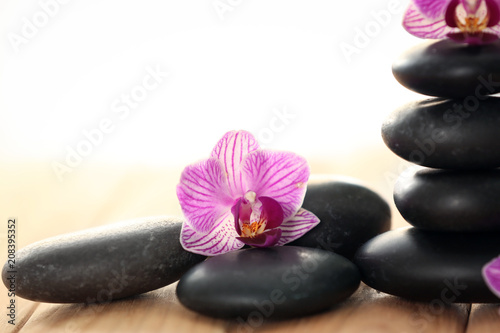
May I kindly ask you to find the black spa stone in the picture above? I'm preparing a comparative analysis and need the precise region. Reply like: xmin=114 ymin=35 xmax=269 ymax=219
xmin=382 ymin=97 xmax=500 ymax=169
xmin=394 ymin=168 xmax=500 ymax=232
xmin=354 ymin=228 xmax=500 ymax=303
xmin=392 ymin=39 xmax=500 ymax=98
xmin=176 ymin=246 xmax=360 ymax=319
xmin=1 ymin=217 xmax=205 ymax=303
xmin=288 ymin=176 xmax=391 ymax=260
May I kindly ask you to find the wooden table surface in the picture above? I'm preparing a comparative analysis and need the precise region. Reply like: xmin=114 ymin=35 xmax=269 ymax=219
xmin=1 ymin=148 xmax=500 ymax=333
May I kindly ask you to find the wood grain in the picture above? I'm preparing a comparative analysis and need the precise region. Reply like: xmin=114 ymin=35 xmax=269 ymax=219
xmin=238 ymin=284 xmax=469 ymax=333
xmin=0 ymin=296 xmax=39 ymax=333
xmin=15 ymin=284 xmax=230 ymax=333
xmin=4 ymin=283 xmax=471 ymax=333
xmin=467 ymin=304 xmax=500 ymax=333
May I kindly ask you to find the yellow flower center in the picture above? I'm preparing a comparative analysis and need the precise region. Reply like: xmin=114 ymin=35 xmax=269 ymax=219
xmin=237 ymin=191 xmax=269 ymax=238
xmin=457 ymin=12 xmax=490 ymax=32
xmin=240 ymin=219 xmax=267 ymax=238
xmin=455 ymin=0 xmax=490 ymax=33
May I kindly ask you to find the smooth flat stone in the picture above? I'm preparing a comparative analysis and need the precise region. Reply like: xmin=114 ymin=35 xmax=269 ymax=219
xmin=392 ymin=39 xmax=500 ymax=98
xmin=2 ymin=217 xmax=205 ymax=303
xmin=382 ymin=97 xmax=500 ymax=169
xmin=354 ymin=227 xmax=500 ymax=303
xmin=176 ymin=246 xmax=360 ymax=319
xmin=395 ymin=168 xmax=500 ymax=232
xmin=288 ymin=176 xmax=391 ymax=260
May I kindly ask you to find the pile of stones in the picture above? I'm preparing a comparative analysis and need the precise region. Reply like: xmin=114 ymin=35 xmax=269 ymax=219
xmin=2 ymin=178 xmax=391 ymax=319
xmin=355 ymin=39 xmax=500 ymax=303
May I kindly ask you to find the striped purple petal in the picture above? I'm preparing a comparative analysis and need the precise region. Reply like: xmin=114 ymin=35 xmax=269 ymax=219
xmin=211 ymin=130 xmax=260 ymax=198
xmin=180 ymin=212 xmax=244 ymax=255
xmin=482 ymin=255 xmax=500 ymax=298
xmin=241 ymin=150 xmax=309 ymax=221
xmin=177 ymin=158 xmax=235 ymax=233
xmin=414 ymin=0 xmax=451 ymax=19
xmin=403 ymin=2 xmax=452 ymax=39
xmin=276 ymin=208 xmax=320 ymax=246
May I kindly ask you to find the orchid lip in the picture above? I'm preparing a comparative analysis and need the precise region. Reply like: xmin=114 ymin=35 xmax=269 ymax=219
xmin=233 ymin=192 xmax=284 ymax=243
xmin=447 ymin=30 xmax=500 ymax=43
xmin=237 ymin=228 xmax=282 ymax=247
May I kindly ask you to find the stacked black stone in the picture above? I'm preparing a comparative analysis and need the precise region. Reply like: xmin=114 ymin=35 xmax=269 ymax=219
xmin=355 ymin=39 xmax=500 ymax=303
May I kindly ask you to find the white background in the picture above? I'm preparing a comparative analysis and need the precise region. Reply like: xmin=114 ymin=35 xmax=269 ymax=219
xmin=1 ymin=0 xmax=424 ymax=174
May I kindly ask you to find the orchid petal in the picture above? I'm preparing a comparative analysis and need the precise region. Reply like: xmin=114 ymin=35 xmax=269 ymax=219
xmin=177 ymin=158 xmax=234 ymax=233
xmin=486 ymin=0 xmax=500 ymax=26
xmin=482 ymin=255 xmax=500 ymax=298
xmin=211 ymin=130 xmax=260 ymax=198
xmin=276 ymin=208 xmax=320 ymax=246
xmin=242 ymin=150 xmax=309 ymax=220
xmin=403 ymin=3 xmax=452 ymax=39
xmin=231 ymin=199 xmax=242 ymax=235
xmin=413 ymin=0 xmax=451 ymax=19
xmin=237 ymin=228 xmax=282 ymax=248
xmin=445 ymin=0 xmax=460 ymax=27
xmin=490 ymin=24 xmax=500 ymax=35
xmin=259 ymin=196 xmax=284 ymax=230
xmin=180 ymin=212 xmax=244 ymax=256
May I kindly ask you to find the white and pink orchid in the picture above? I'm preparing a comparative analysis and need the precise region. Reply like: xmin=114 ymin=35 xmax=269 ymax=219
xmin=403 ymin=0 xmax=500 ymax=44
xmin=176 ymin=130 xmax=320 ymax=256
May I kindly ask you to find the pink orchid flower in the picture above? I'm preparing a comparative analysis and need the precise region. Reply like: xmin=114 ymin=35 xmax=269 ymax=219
xmin=403 ymin=0 xmax=500 ymax=44
xmin=482 ymin=256 xmax=500 ymax=299
xmin=176 ymin=130 xmax=320 ymax=256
